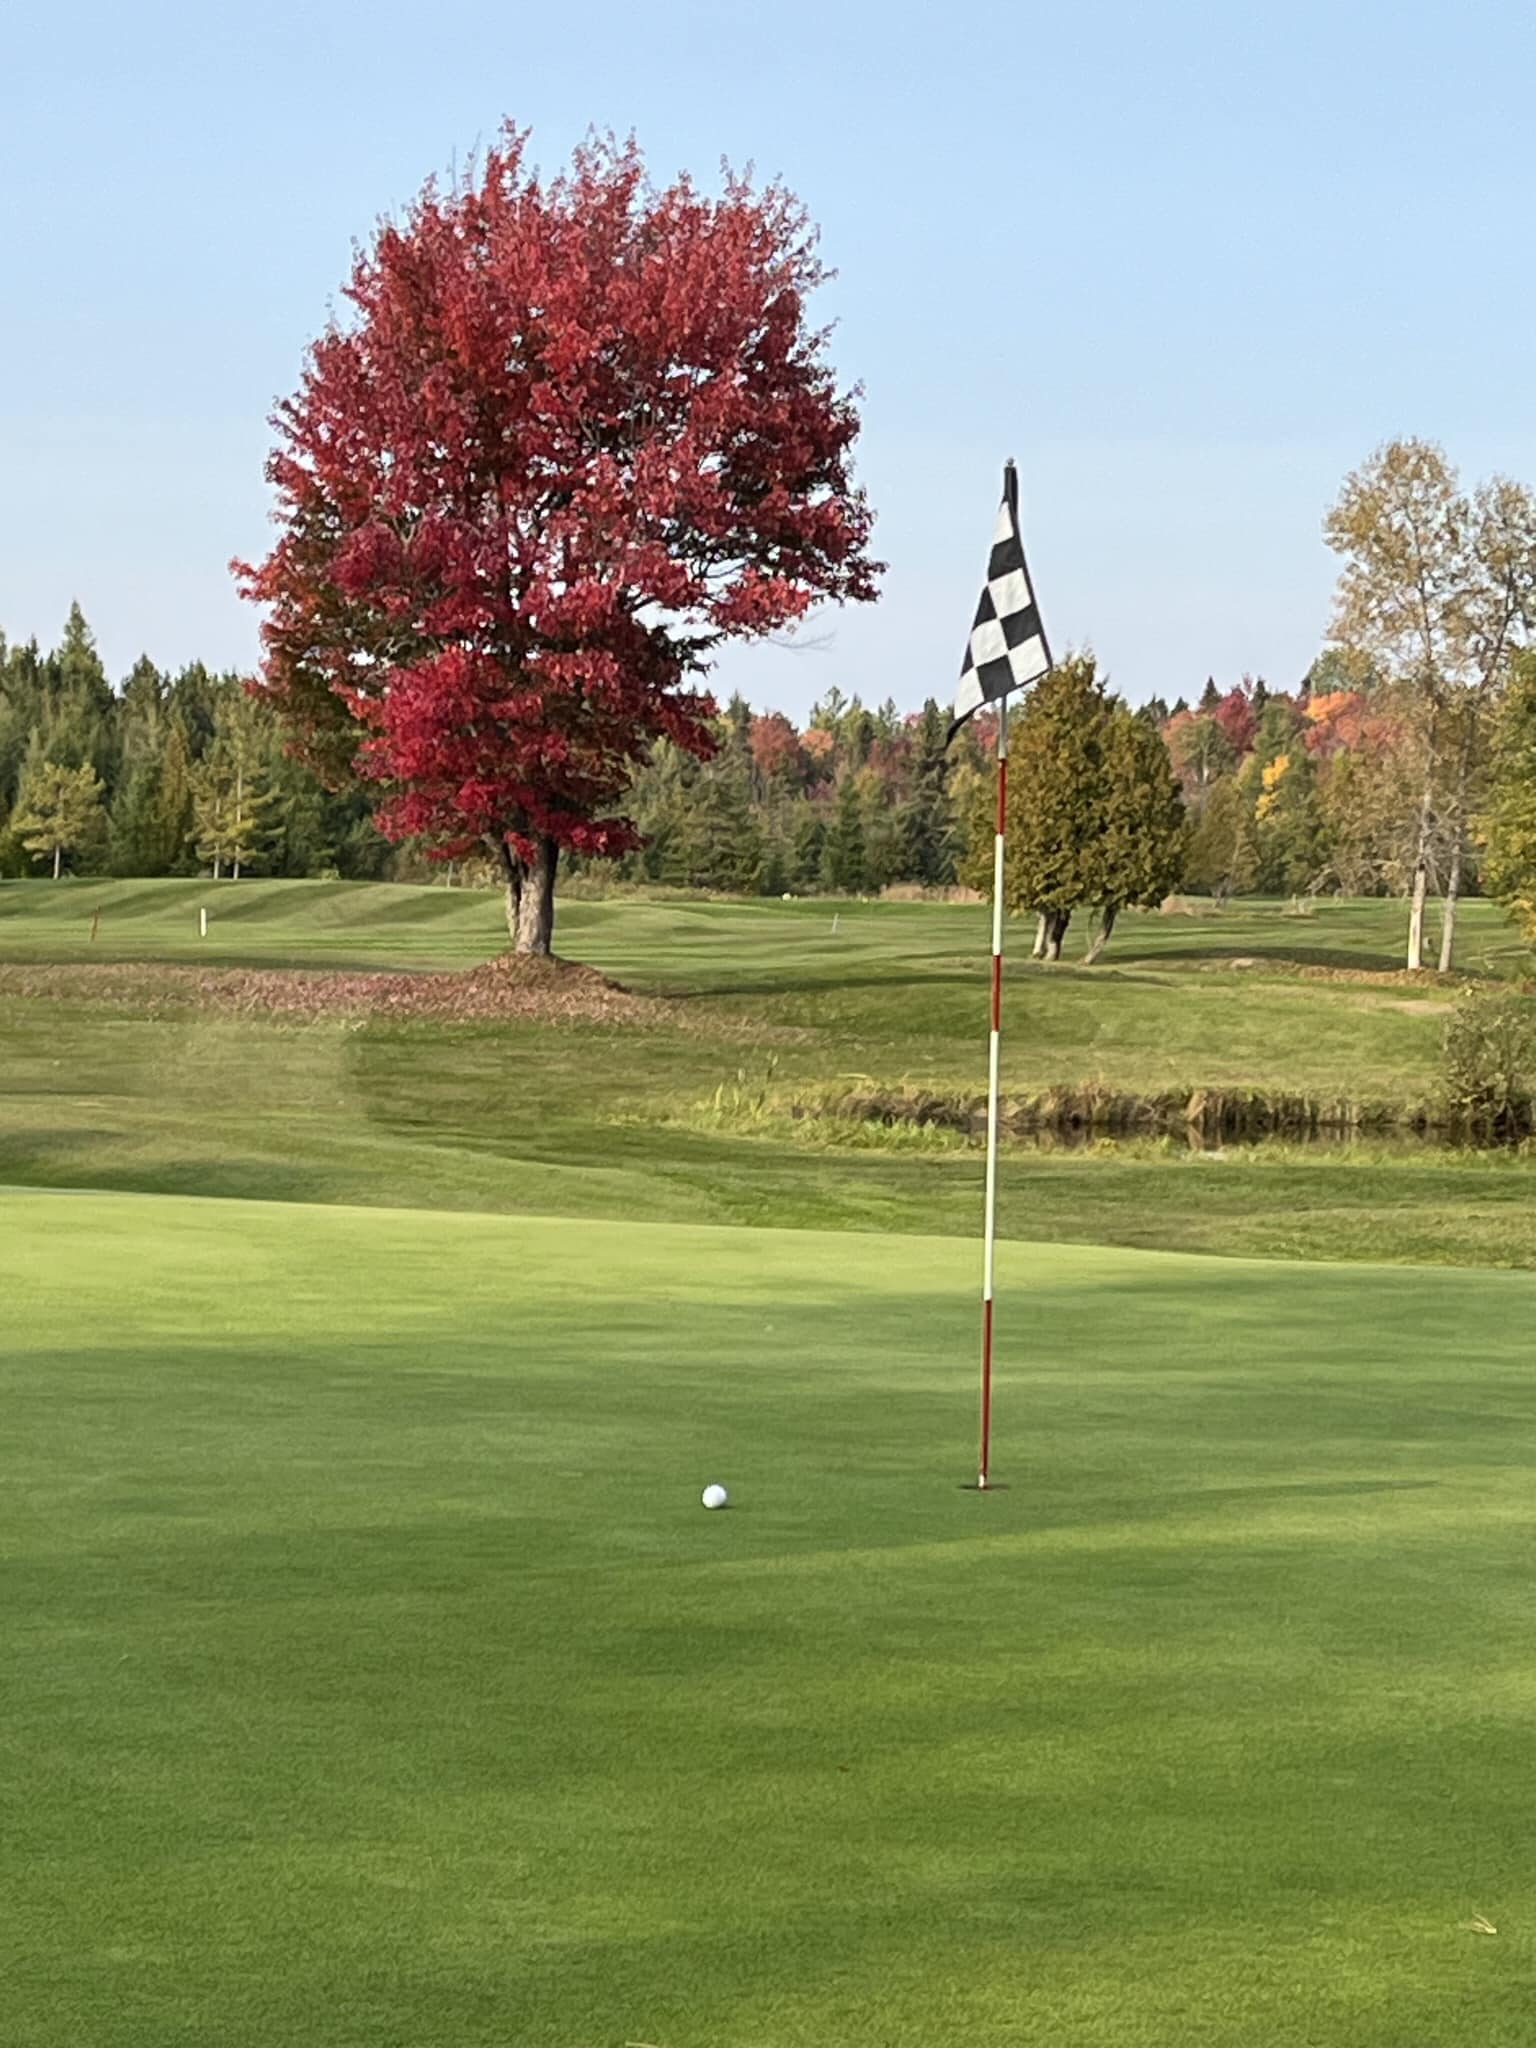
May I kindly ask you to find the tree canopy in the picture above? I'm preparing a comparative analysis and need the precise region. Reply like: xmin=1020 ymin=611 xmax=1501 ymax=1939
xmin=235 ymin=126 xmax=880 ymax=953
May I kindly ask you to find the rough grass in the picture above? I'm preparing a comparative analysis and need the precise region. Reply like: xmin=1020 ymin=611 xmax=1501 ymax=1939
xmin=7 ymin=1191 xmax=1536 ymax=2048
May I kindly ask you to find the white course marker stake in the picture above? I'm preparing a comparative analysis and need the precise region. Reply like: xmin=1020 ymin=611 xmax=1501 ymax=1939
xmin=199 ymin=906 xmax=208 ymax=939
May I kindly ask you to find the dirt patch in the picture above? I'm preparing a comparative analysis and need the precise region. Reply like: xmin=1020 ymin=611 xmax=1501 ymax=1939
xmin=0 ymin=955 xmax=677 ymax=1028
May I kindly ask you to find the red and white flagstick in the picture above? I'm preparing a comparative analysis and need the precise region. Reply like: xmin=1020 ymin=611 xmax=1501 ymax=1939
xmin=978 ymin=690 xmax=1009 ymax=1489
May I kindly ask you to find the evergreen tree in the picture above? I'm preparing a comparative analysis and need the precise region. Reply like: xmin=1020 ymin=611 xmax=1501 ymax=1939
xmin=1082 ymin=704 xmax=1190 ymax=960
xmin=1252 ymin=704 xmax=1326 ymax=893
xmin=166 ymin=662 xmax=222 ymax=757
xmin=190 ymin=740 xmax=281 ymax=878
xmin=36 ymin=606 xmax=117 ymax=791
xmin=961 ymin=655 xmax=1113 ymax=959
xmin=107 ymin=757 xmax=167 ymax=875
xmin=822 ymin=774 xmax=867 ymax=892
xmin=53 ymin=602 xmax=112 ymax=713
xmin=0 ymin=638 xmax=45 ymax=802
xmin=789 ymin=802 xmax=826 ymax=890
xmin=859 ymin=767 xmax=903 ymax=892
xmin=668 ymin=761 xmax=762 ymax=891
xmin=1185 ymin=775 xmax=1256 ymax=898
xmin=897 ymin=699 xmax=956 ymax=885
xmin=13 ymin=757 xmax=106 ymax=877
xmin=118 ymin=656 xmax=166 ymax=770
xmin=154 ymin=721 xmax=197 ymax=873
xmin=961 ymin=654 xmax=1187 ymax=958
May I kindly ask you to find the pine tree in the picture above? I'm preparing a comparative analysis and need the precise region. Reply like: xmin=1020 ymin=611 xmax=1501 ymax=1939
xmin=118 ymin=656 xmax=166 ymax=770
xmin=190 ymin=743 xmax=280 ymax=878
xmin=897 ymin=699 xmax=956 ymax=885
xmin=190 ymin=754 xmax=236 ymax=877
xmin=53 ymin=603 xmax=113 ymax=721
xmin=790 ymin=803 xmax=826 ymax=890
xmin=13 ymin=758 xmax=106 ymax=877
xmin=668 ymin=759 xmax=761 ymax=891
xmin=859 ymin=767 xmax=902 ymax=891
xmin=822 ymin=774 xmax=868 ymax=893
xmin=107 ymin=757 xmax=166 ymax=875
xmin=44 ymin=604 xmax=118 ymax=791
xmin=154 ymin=721 xmax=196 ymax=873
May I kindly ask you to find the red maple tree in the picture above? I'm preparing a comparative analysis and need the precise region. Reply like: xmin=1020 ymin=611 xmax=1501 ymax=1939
xmin=235 ymin=127 xmax=880 ymax=950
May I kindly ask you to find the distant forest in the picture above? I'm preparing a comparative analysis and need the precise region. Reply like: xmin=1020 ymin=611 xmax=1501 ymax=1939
xmin=0 ymin=603 xmax=1464 ymax=902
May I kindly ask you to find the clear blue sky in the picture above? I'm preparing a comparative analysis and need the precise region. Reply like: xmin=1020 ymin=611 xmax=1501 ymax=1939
xmin=4 ymin=0 xmax=1534 ymax=718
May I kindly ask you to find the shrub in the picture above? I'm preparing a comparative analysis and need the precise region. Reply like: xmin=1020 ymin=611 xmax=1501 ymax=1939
xmin=1440 ymin=986 xmax=1535 ymax=1142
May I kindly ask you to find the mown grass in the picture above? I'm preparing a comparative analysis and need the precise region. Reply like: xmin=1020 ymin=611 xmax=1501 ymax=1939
xmin=3 ymin=879 xmax=1535 ymax=1265
xmin=7 ymin=1190 xmax=1536 ymax=2048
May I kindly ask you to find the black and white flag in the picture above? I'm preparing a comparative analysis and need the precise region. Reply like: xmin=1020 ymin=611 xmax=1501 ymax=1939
xmin=949 ymin=460 xmax=1052 ymax=740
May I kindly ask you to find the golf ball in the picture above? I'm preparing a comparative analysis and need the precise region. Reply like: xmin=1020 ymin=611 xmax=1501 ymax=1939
xmin=701 ymin=1483 xmax=729 ymax=1510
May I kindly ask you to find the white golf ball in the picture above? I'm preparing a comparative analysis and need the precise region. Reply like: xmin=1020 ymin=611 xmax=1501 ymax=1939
xmin=701 ymin=1483 xmax=729 ymax=1510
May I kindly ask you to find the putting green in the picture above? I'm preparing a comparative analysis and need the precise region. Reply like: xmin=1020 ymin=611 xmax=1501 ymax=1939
xmin=5 ymin=1192 xmax=1535 ymax=2045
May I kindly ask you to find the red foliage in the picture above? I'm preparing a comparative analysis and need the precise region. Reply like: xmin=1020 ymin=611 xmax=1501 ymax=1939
xmin=749 ymin=711 xmax=807 ymax=786
xmin=1211 ymin=687 xmax=1256 ymax=756
xmin=234 ymin=127 xmax=879 ymax=879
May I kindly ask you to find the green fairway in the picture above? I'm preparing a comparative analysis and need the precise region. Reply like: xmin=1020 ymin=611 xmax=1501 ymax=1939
xmin=3 ymin=879 xmax=1536 ymax=1266
xmin=5 ymin=1190 xmax=1535 ymax=2047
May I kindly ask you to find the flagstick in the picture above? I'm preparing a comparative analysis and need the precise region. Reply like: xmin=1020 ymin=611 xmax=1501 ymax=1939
xmin=978 ymin=690 xmax=1008 ymax=1490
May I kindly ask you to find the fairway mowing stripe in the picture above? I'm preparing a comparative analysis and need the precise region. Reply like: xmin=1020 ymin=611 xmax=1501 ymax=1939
xmin=679 ymin=1493 xmax=1536 ymax=1581
xmin=8 ymin=1187 xmax=1536 ymax=1293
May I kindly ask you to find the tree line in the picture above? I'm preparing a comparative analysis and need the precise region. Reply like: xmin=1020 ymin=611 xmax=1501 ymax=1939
xmin=1161 ymin=438 xmax=1536 ymax=971
xmin=12 ymin=446 xmax=1536 ymax=985
xmin=0 ymin=610 xmax=1182 ymax=928
xmin=0 ymin=605 xmax=390 ymax=882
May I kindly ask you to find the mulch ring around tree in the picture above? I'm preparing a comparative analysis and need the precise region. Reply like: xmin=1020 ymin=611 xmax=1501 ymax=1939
xmin=0 ymin=955 xmax=687 ymax=1028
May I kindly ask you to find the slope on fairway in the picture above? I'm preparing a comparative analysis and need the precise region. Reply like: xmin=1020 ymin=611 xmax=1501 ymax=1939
xmin=5 ymin=1193 xmax=1535 ymax=2047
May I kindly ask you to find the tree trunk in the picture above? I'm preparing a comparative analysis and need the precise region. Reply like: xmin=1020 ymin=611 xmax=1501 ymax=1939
xmin=213 ymin=853 xmax=223 ymax=881
xmin=1406 ymin=864 xmax=1428 ymax=970
xmin=514 ymin=835 xmax=558 ymax=955
xmin=1406 ymin=719 xmax=1438 ymax=971
xmin=1438 ymin=828 xmax=1464 ymax=975
xmin=1044 ymin=909 xmax=1071 ymax=962
xmin=52 ymin=843 xmax=61 ymax=881
xmin=1436 ymin=721 xmax=1475 ymax=975
xmin=488 ymin=834 xmax=523 ymax=946
xmin=1082 ymin=904 xmax=1118 ymax=965
xmin=1031 ymin=913 xmax=1048 ymax=960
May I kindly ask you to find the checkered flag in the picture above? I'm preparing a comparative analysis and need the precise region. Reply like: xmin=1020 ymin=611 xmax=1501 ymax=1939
xmin=948 ymin=460 xmax=1052 ymax=741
